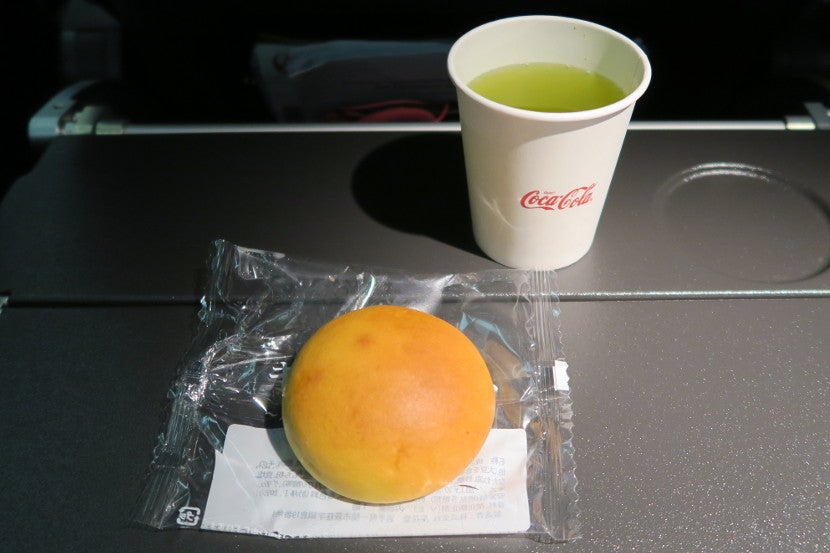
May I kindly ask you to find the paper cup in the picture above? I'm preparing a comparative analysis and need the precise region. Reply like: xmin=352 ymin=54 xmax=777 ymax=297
xmin=448 ymin=15 xmax=651 ymax=269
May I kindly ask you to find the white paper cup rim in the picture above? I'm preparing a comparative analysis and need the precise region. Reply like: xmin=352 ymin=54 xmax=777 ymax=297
xmin=448 ymin=15 xmax=652 ymax=123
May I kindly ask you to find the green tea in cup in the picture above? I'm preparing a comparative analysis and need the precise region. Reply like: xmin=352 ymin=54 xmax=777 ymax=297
xmin=468 ymin=62 xmax=626 ymax=113
xmin=447 ymin=15 xmax=651 ymax=269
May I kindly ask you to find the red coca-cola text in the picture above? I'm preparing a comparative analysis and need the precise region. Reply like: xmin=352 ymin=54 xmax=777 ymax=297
xmin=520 ymin=184 xmax=596 ymax=211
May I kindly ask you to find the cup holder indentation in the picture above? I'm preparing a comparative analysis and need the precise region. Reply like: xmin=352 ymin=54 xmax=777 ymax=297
xmin=655 ymin=163 xmax=830 ymax=283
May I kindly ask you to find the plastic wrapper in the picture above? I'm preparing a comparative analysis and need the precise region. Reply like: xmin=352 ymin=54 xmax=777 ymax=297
xmin=135 ymin=240 xmax=579 ymax=542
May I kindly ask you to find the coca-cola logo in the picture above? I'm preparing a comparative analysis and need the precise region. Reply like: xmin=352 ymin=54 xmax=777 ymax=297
xmin=520 ymin=184 xmax=596 ymax=211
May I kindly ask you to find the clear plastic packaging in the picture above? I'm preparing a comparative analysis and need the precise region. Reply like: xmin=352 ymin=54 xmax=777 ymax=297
xmin=135 ymin=240 xmax=579 ymax=542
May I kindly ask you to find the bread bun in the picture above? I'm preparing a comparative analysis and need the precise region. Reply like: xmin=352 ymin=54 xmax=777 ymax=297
xmin=282 ymin=305 xmax=495 ymax=504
